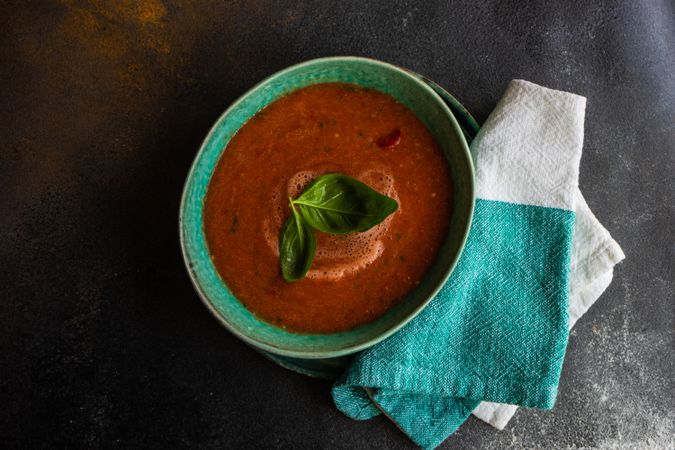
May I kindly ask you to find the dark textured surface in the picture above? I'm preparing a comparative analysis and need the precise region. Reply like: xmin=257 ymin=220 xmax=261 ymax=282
xmin=1 ymin=1 xmax=673 ymax=448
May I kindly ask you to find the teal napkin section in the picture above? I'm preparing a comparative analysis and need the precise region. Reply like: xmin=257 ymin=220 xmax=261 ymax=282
xmin=332 ymin=80 xmax=588 ymax=449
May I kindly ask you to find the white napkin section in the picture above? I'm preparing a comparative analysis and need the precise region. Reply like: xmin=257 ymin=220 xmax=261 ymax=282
xmin=470 ymin=80 xmax=625 ymax=430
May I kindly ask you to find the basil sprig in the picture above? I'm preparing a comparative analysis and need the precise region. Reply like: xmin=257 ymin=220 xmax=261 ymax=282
xmin=279 ymin=174 xmax=398 ymax=282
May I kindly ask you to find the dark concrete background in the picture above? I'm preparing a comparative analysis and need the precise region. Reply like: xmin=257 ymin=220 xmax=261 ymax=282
xmin=1 ymin=1 xmax=673 ymax=448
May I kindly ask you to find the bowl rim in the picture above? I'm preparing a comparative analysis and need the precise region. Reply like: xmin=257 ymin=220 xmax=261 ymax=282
xmin=179 ymin=55 xmax=475 ymax=358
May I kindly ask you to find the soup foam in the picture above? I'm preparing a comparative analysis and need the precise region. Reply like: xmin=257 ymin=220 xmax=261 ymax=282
xmin=263 ymin=170 xmax=399 ymax=281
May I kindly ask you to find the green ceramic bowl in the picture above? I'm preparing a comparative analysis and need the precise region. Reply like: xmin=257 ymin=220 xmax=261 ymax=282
xmin=179 ymin=56 xmax=475 ymax=364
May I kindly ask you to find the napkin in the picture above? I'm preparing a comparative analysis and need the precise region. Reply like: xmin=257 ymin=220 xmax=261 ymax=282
xmin=472 ymin=192 xmax=625 ymax=429
xmin=332 ymin=80 xmax=625 ymax=448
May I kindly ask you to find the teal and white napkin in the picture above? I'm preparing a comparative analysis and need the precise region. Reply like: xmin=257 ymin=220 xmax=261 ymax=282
xmin=332 ymin=80 xmax=624 ymax=448
xmin=473 ymin=191 xmax=625 ymax=429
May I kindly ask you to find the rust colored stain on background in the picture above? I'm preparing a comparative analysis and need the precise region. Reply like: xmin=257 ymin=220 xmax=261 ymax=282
xmin=53 ymin=0 xmax=174 ymax=87
xmin=2 ymin=0 xmax=215 ymax=204
xmin=57 ymin=0 xmax=171 ymax=56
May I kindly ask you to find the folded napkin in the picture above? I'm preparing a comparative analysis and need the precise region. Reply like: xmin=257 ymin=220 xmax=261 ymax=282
xmin=332 ymin=80 xmax=625 ymax=448
xmin=472 ymin=192 xmax=625 ymax=429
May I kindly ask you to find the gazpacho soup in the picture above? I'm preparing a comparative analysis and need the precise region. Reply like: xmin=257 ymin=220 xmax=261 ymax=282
xmin=203 ymin=83 xmax=453 ymax=333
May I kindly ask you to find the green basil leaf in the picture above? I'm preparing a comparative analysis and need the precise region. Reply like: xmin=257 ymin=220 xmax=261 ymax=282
xmin=279 ymin=203 xmax=316 ymax=282
xmin=293 ymin=174 xmax=398 ymax=234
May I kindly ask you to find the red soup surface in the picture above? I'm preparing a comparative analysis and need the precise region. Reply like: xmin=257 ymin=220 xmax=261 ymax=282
xmin=203 ymin=83 xmax=453 ymax=334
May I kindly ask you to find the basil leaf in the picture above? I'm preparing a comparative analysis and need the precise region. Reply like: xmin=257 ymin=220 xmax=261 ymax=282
xmin=293 ymin=174 xmax=398 ymax=234
xmin=279 ymin=203 xmax=316 ymax=282
xmin=278 ymin=174 xmax=397 ymax=282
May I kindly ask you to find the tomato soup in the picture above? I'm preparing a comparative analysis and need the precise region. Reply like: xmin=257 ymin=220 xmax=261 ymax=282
xmin=203 ymin=83 xmax=453 ymax=333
